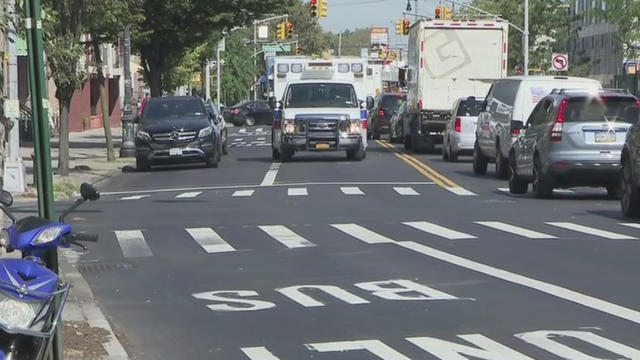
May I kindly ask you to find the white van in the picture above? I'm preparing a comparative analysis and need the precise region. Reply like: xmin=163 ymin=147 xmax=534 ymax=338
xmin=473 ymin=76 xmax=602 ymax=178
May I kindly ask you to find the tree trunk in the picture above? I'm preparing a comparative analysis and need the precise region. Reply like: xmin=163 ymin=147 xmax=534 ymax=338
xmin=93 ymin=40 xmax=115 ymax=161
xmin=58 ymin=99 xmax=71 ymax=176
xmin=148 ymin=70 xmax=162 ymax=97
xmin=141 ymin=52 xmax=164 ymax=97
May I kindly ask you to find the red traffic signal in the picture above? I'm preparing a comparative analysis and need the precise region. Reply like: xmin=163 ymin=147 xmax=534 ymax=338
xmin=310 ymin=0 xmax=318 ymax=17
xmin=435 ymin=6 xmax=442 ymax=19
xmin=286 ymin=22 xmax=293 ymax=38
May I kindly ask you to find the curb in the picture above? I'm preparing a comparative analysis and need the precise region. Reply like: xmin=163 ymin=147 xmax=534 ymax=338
xmin=60 ymin=250 xmax=130 ymax=360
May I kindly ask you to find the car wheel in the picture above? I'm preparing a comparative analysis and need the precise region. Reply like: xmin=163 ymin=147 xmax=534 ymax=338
xmin=606 ymin=183 xmax=621 ymax=198
xmin=136 ymin=156 xmax=149 ymax=172
xmin=532 ymin=156 xmax=553 ymax=198
xmin=206 ymin=148 xmax=219 ymax=168
xmin=403 ymin=135 xmax=412 ymax=151
xmin=372 ymin=124 xmax=381 ymax=140
xmin=222 ymin=133 xmax=229 ymax=155
xmin=281 ymin=149 xmax=294 ymax=162
xmin=449 ymin=144 xmax=458 ymax=162
xmin=495 ymin=142 xmax=508 ymax=179
xmin=272 ymin=147 xmax=281 ymax=161
xmin=347 ymin=143 xmax=366 ymax=161
xmin=472 ymin=141 xmax=488 ymax=175
xmin=442 ymin=141 xmax=449 ymax=161
xmin=245 ymin=116 xmax=256 ymax=127
xmin=621 ymin=156 xmax=640 ymax=217
xmin=508 ymin=153 xmax=528 ymax=194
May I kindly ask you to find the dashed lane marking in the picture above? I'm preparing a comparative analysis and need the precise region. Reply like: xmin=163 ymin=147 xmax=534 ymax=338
xmin=232 ymin=190 xmax=255 ymax=197
xmin=120 ymin=195 xmax=149 ymax=200
xmin=258 ymin=225 xmax=316 ymax=248
xmin=114 ymin=230 xmax=153 ymax=258
xmin=331 ymin=223 xmax=395 ymax=244
xmin=175 ymin=191 xmax=202 ymax=199
xmin=260 ymin=162 xmax=281 ymax=186
xmin=393 ymin=187 xmax=420 ymax=196
xmin=475 ymin=221 xmax=557 ymax=239
xmin=546 ymin=222 xmax=636 ymax=240
xmin=340 ymin=187 xmax=364 ymax=195
xmin=186 ymin=227 xmax=236 ymax=253
xmin=403 ymin=221 xmax=477 ymax=240
xmin=288 ymin=187 xmax=308 ymax=196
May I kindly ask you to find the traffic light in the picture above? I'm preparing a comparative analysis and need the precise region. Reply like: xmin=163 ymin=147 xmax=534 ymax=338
xmin=435 ymin=5 xmax=442 ymax=19
xmin=402 ymin=19 xmax=410 ymax=35
xmin=296 ymin=45 xmax=301 ymax=55
xmin=317 ymin=0 xmax=328 ymax=18
xmin=276 ymin=22 xmax=286 ymax=40
xmin=443 ymin=6 xmax=452 ymax=20
xmin=378 ymin=49 xmax=384 ymax=59
xmin=286 ymin=22 xmax=293 ymax=39
xmin=310 ymin=0 xmax=317 ymax=17
xmin=395 ymin=20 xmax=403 ymax=35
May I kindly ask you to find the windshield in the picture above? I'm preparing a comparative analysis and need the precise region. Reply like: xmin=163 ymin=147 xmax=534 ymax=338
xmin=381 ymin=95 xmax=406 ymax=112
xmin=456 ymin=99 xmax=484 ymax=117
xmin=602 ymin=97 xmax=639 ymax=124
xmin=143 ymin=98 xmax=207 ymax=122
xmin=285 ymin=83 xmax=358 ymax=108
xmin=564 ymin=98 xmax=607 ymax=123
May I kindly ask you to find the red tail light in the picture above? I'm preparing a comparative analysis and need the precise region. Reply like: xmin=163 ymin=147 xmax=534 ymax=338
xmin=550 ymin=99 xmax=567 ymax=141
xmin=378 ymin=109 xmax=385 ymax=117
xmin=511 ymin=127 xmax=521 ymax=136
xmin=362 ymin=119 xmax=368 ymax=129
xmin=636 ymin=99 xmax=640 ymax=108
xmin=454 ymin=117 xmax=461 ymax=133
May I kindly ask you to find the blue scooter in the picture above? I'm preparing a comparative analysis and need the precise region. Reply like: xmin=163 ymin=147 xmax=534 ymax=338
xmin=0 ymin=183 xmax=100 ymax=359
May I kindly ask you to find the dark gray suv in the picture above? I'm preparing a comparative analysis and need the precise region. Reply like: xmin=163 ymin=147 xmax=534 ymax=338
xmin=509 ymin=89 xmax=637 ymax=198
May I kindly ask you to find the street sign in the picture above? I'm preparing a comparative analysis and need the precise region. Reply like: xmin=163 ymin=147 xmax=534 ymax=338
xmin=217 ymin=37 xmax=225 ymax=52
xmin=258 ymin=25 xmax=269 ymax=39
xmin=262 ymin=44 xmax=291 ymax=53
xmin=4 ymin=99 xmax=20 ymax=118
xmin=551 ymin=53 xmax=569 ymax=71
xmin=370 ymin=27 xmax=389 ymax=45
xmin=361 ymin=48 xmax=369 ymax=59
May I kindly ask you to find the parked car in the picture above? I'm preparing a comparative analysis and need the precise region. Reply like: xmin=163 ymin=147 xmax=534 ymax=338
xmin=618 ymin=94 xmax=640 ymax=216
xmin=367 ymin=93 xmax=406 ymax=140
xmin=389 ymin=101 xmax=409 ymax=144
xmin=508 ymin=89 xmax=635 ymax=198
xmin=204 ymin=100 xmax=228 ymax=155
xmin=135 ymin=96 xmax=221 ymax=170
xmin=474 ymin=76 xmax=602 ymax=179
xmin=443 ymin=96 xmax=484 ymax=162
xmin=225 ymin=100 xmax=273 ymax=126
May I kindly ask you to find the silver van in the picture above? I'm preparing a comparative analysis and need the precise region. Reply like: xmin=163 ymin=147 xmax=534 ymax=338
xmin=473 ymin=76 xmax=602 ymax=178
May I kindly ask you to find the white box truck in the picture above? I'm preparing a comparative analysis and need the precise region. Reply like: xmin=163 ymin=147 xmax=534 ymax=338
xmin=406 ymin=18 xmax=508 ymax=151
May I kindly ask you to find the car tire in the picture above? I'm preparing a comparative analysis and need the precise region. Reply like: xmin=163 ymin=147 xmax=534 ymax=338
xmin=272 ymin=147 xmax=281 ymax=161
xmin=403 ymin=135 xmax=412 ymax=151
xmin=606 ymin=183 xmax=621 ymax=198
xmin=222 ymin=133 xmax=228 ymax=155
xmin=508 ymin=153 xmax=528 ymax=194
xmin=136 ymin=156 xmax=149 ymax=172
xmin=621 ymin=156 xmax=640 ymax=217
xmin=532 ymin=156 xmax=553 ymax=198
xmin=372 ymin=124 xmax=381 ymax=140
xmin=206 ymin=151 xmax=219 ymax=168
xmin=347 ymin=143 xmax=366 ymax=161
xmin=495 ymin=142 xmax=508 ymax=179
xmin=473 ymin=141 xmax=488 ymax=175
xmin=245 ymin=116 xmax=256 ymax=127
xmin=442 ymin=144 xmax=449 ymax=161
xmin=410 ymin=127 xmax=421 ymax=153
xmin=449 ymin=143 xmax=458 ymax=162
xmin=281 ymin=149 xmax=294 ymax=162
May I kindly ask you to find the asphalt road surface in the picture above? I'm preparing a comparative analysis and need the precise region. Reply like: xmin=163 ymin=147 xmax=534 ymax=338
xmin=65 ymin=126 xmax=640 ymax=359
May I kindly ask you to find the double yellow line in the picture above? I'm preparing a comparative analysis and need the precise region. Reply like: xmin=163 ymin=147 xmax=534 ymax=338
xmin=376 ymin=140 xmax=461 ymax=189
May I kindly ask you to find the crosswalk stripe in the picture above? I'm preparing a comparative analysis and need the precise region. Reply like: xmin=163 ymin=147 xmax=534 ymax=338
xmin=175 ymin=191 xmax=202 ymax=198
xmin=258 ymin=225 xmax=316 ymax=248
xmin=619 ymin=223 xmax=640 ymax=230
xmin=233 ymin=190 xmax=255 ymax=197
xmin=340 ymin=187 xmax=364 ymax=195
xmin=475 ymin=221 xmax=556 ymax=239
xmin=394 ymin=187 xmax=420 ymax=195
xmin=114 ymin=230 xmax=153 ymax=258
xmin=186 ymin=228 xmax=235 ymax=253
xmin=403 ymin=221 xmax=476 ymax=240
xmin=445 ymin=187 xmax=477 ymax=196
xmin=288 ymin=188 xmax=308 ymax=196
xmin=241 ymin=347 xmax=280 ymax=360
xmin=331 ymin=224 xmax=395 ymax=244
xmin=120 ymin=195 xmax=149 ymax=200
xmin=546 ymin=222 xmax=636 ymax=240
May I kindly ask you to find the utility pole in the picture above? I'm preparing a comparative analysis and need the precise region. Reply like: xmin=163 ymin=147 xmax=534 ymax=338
xmin=253 ymin=22 xmax=257 ymax=100
xmin=4 ymin=0 xmax=25 ymax=192
xmin=120 ymin=25 xmax=136 ymax=157
xmin=205 ymin=59 xmax=211 ymax=100
xmin=25 ymin=0 xmax=58 ymax=358
xmin=523 ymin=0 xmax=529 ymax=75
xmin=338 ymin=32 xmax=342 ymax=58
xmin=216 ymin=38 xmax=223 ymax=110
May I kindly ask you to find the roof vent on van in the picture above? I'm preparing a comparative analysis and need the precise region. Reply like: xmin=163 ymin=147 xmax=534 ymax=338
xmin=550 ymin=88 xmax=592 ymax=95
xmin=553 ymin=76 xmax=569 ymax=80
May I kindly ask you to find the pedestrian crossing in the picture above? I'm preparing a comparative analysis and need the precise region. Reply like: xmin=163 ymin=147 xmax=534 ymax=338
xmin=78 ymin=220 xmax=640 ymax=261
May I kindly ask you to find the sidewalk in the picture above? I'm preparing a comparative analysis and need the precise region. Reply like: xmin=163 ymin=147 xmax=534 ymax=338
xmin=19 ymin=127 xmax=133 ymax=199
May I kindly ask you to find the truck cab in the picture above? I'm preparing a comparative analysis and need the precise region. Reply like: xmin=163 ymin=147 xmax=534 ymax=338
xmin=271 ymin=80 xmax=368 ymax=162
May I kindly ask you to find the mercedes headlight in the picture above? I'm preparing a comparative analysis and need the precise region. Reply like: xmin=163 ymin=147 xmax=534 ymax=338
xmin=31 ymin=226 xmax=65 ymax=246
xmin=136 ymin=130 xmax=151 ymax=142
xmin=198 ymin=126 xmax=214 ymax=138
xmin=0 ymin=229 xmax=9 ymax=248
xmin=0 ymin=292 xmax=44 ymax=331
xmin=283 ymin=119 xmax=296 ymax=134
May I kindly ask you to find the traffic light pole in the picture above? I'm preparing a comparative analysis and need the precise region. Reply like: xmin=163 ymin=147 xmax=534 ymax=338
xmin=252 ymin=14 xmax=288 ymax=100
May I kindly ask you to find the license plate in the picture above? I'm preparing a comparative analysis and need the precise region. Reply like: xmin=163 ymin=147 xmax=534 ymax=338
xmin=315 ymin=143 xmax=330 ymax=150
xmin=169 ymin=148 xmax=183 ymax=156
xmin=595 ymin=131 xmax=616 ymax=143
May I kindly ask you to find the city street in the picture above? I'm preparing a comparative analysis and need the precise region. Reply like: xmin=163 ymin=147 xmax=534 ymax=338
xmin=64 ymin=126 xmax=640 ymax=359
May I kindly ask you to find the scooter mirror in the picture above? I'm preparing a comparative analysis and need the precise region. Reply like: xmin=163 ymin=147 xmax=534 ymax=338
xmin=0 ymin=190 xmax=13 ymax=207
xmin=80 ymin=183 xmax=100 ymax=201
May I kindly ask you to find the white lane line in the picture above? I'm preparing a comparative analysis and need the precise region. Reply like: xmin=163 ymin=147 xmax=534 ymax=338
xmin=114 ymin=230 xmax=153 ymax=258
xmin=120 ymin=195 xmax=149 ymax=200
xmin=232 ymin=190 xmax=255 ymax=197
xmin=397 ymin=240 xmax=640 ymax=325
xmin=288 ymin=187 xmax=308 ymax=196
xmin=475 ymin=221 xmax=557 ymax=239
xmin=403 ymin=221 xmax=476 ymax=240
xmin=340 ymin=187 xmax=364 ymax=195
xmin=498 ymin=187 xmax=573 ymax=194
xmin=185 ymin=228 xmax=235 ymax=253
xmin=546 ymin=222 xmax=636 ymax=240
xmin=619 ymin=223 xmax=640 ymax=230
xmin=258 ymin=225 xmax=316 ymax=248
xmin=260 ymin=162 xmax=281 ymax=186
xmin=331 ymin=224 xmax=395 ymax=244
xmin=175 ymin=191 xmax=202 ymax=199
xmin=394 ymin=187 xmax=420 ymax=196
xmin=241 ymin=347 xmax=280 ymax=360
xmin=445 ymin=187 xmax=477 ymax=196
xmin=498 ymin=188 xmax=510 ymax=193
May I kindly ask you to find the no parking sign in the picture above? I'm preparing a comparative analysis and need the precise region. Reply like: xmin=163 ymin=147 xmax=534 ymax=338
xmin=552 ymin=53 xmax=569 ymax=71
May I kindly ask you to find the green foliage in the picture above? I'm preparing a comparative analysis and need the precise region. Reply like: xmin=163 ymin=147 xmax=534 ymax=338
xmin=326 ymin=28 xmax=370 ymax=57
xmin=598 ymin=0 xmax=640 ymax=58
xmin=286 ymin=0 xmax=329 ymax=55
xmin=84 ymin=0 xmax=143 ymax=45
xmin=217 ymin=30 xmax=257 ymax=106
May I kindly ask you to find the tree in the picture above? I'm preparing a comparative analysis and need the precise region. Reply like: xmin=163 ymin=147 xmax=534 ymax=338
xmin=133 ymin=0 xmax=293 ymax=97
xmin=286 ymin=0 xmax=329 ymax=55
xmin=42 ymin=0 xmax=86 ymax=176
xmin=326 ymin=28 xmax=370 ymax=57
xmin=84 ymin=0 xmax=142 ymax=162
xmin=216 ymin=29 xmax=256 ymax=106
xmin=598 ymin=0 xmax=640 ymax=59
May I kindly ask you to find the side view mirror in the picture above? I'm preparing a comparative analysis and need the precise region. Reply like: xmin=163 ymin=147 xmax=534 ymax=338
xmin=511 ymin=120 xmax=525 ymax=133
xmin=0 ymin=190 xmax=13 ymax=207
xmin=366 ymin=96 xmax=375 ymax=110
xmin=80 ymin=183 xmax=100 ymax=201
xmin=481 ymin=100 xmax=488 ymax=112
